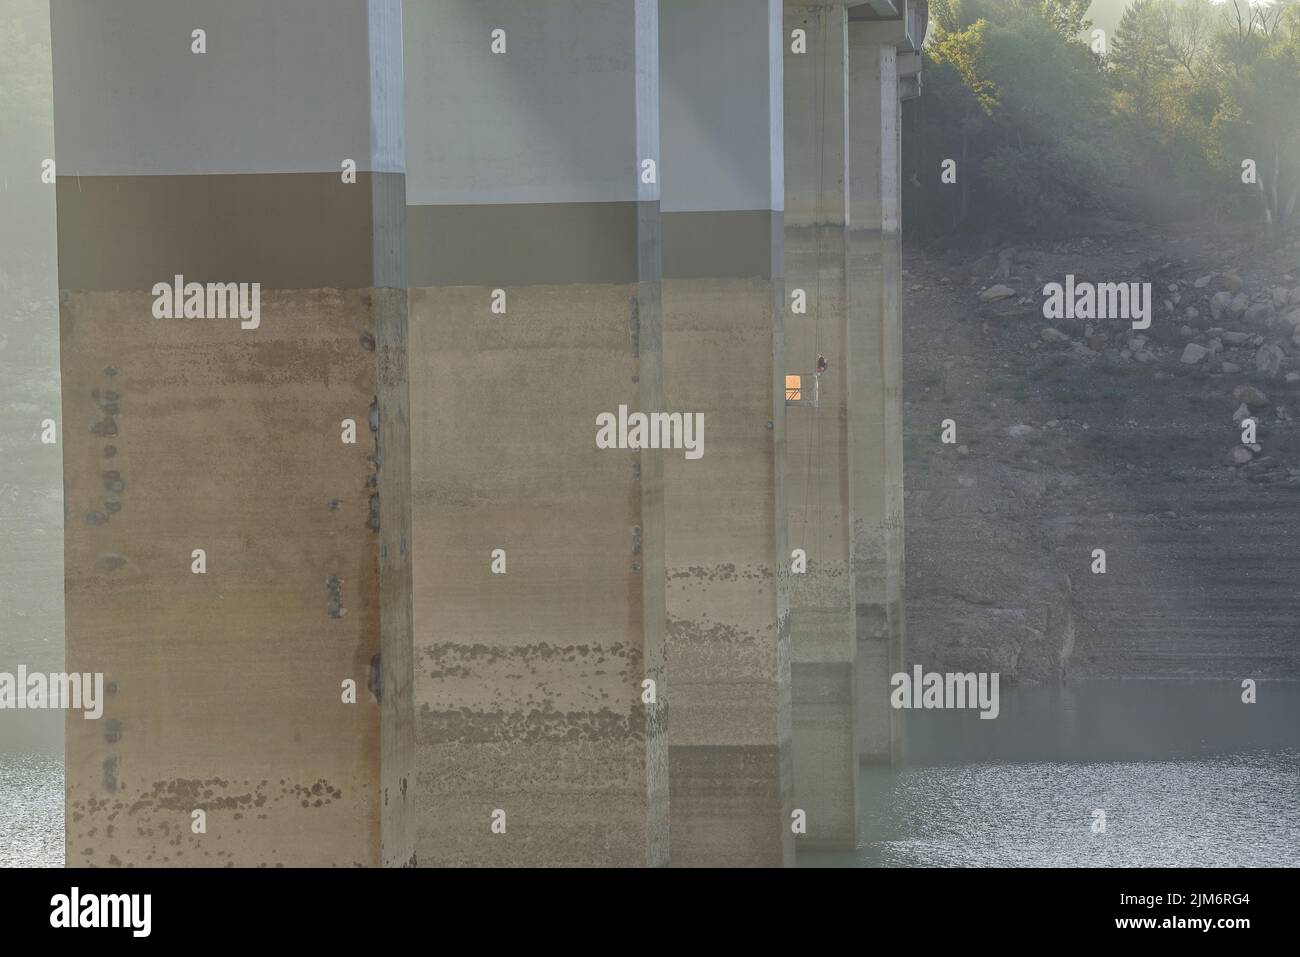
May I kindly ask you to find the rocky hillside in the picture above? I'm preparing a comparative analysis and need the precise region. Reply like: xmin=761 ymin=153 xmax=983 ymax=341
xmin=903 ymin=220 xmax=1300 ymax=683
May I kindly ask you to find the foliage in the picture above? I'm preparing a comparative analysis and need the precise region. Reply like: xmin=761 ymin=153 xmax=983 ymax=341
xmin=911 ymin=0 xmax=1107 ymax=232
xmin=908 ymin=0 xmax=1300 ymax=239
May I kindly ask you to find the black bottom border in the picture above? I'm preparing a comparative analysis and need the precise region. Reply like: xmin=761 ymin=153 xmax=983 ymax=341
xmin=0 ymin=866 xmax=1286 ymax=944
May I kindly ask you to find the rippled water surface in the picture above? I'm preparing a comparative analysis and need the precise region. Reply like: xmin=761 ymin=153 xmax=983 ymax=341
xmin=0 ymin=753 xmax=62 ymax=867
xmin=803 ymin=751 xmax=1300 ymax=867
xmin=2 ymin=682 xmax=1297 ymax=868
xmin=802 ymin=680 xmax=1300 ymax=867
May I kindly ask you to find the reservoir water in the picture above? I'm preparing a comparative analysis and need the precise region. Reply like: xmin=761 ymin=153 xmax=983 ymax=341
xmin=0 ymin=752 xmax=62 ymax=867
xmin=2 ymin=680 xmax=1296 ymax=867
xmin=801 ymin=679 xmax=1300 ymax=867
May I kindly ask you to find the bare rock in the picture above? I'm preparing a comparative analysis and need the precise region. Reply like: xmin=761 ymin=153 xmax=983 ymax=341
xmin=979 ymin=284 xmax=1016 ymax=302
xmin=1210 ymin=291 xmax=1232 ymax=322
xmin=1244 ymin=302 xmax=1275 ymax=325
xmin=1233 ymin=384 xmax=1270 ymax=407
xmin=1256 ymin=343 xmax=1285 ymax=378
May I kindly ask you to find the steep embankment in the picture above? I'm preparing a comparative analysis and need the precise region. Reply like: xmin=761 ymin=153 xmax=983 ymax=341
xmin=903 ymin=221 xmax=1300 ymax=682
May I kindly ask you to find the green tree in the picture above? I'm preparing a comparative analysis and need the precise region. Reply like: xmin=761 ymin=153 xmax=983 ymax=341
xmin=932 ymin=0 xmax=1091 ymax=38
xmin=1208 ymin=6 xmax=1300 ymax=237
xmin=1110 ymin=0 xmax=1177 ymax=120
xmin=913 ymin=1 xmax=1106 ymax=231
xmin=908 ymin=0 xmax=1300 ymax=239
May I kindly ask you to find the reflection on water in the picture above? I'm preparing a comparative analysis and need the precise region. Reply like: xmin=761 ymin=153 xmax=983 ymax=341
xmin=0 ymin=752 xmax=62 ymax=867
xmin=802 ymin=680 xmax=1300 ymax=867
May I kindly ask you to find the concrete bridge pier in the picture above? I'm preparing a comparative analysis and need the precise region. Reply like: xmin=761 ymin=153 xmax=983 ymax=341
xmin=402 ymin=0 xmax=668 ymax=867
xmin=783 ymin=1 xmax=859 ymax=849
xmin=47 ymin=0 xmax=921 ymax=868
xmin=50 ymin=0 xmax=412 ymax=867
xmin=849 ymin=3 xmax=922 ymax=766
xmin=659 ymin=0 xmax=793 ymax=867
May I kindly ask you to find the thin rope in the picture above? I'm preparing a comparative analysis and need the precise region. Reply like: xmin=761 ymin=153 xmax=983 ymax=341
xmin=813 ymin=6 xmax=830 ymax=551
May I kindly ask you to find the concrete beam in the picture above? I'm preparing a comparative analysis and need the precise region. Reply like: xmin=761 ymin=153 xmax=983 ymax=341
xmin=783 ymin=0 xmax=859 ymax=850
xmin=660 ymin=0 xmax=792 ymax=867
xmin=902 ymin=0 xmax=929 ymax=51
xmin=404 ymin=0 xmax=668 ymax=867
xmin=51 ymin=0 xmax=412 ymax=866
xmin=899 ymin=50 xmax=923 ymax=100
xmin=848 ymin=18 xmax=907 ymax=765
xmin=853 ymin=0 xmax=901 ymax=18
xmin=848 ymin=0 xmax=928 ymax=54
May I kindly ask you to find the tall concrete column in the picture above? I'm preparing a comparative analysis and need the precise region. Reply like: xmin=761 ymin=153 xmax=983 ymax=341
xmin=404 ymin=0 xmax=667 ymax=867
xmin=51 ymin=0 xmax=412 ymax=866
xmin=849 ymin=10 xmax=911 ymax=765
xmin=660 ymin=0 xmax=792 ymax=867
xmin=783 ymin=1 xmax=858 ymax=849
